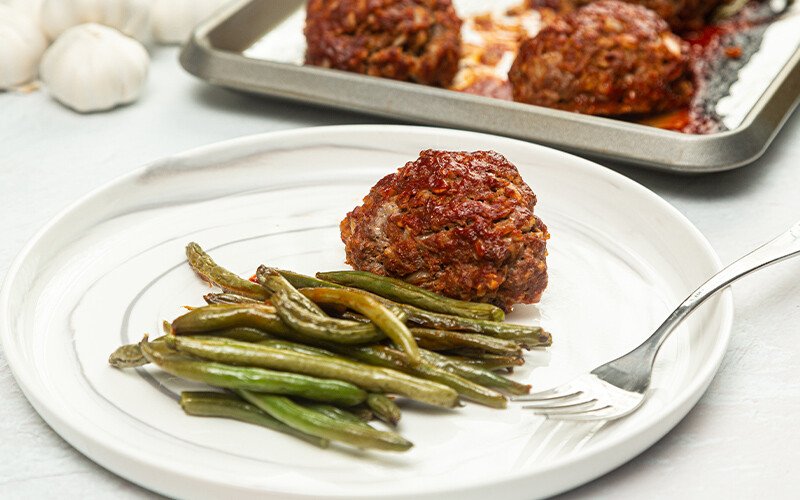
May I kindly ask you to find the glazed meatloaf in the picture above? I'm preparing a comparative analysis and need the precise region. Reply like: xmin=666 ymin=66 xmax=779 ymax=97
xmin=509 ymin=0 xmax=694 ymax=116
xmin=564 ymin=0 xmax=726 ymax=32
xmin=304 ymin=0 xmax=462 ymax=87
xmin=340 ymin=150 xmax=549 ymax=311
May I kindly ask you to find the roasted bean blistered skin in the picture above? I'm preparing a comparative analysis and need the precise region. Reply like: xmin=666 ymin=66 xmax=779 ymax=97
xmin=341 ymin=150 xmax=549 ymax=311
xmin=510 ymin=1 xmax=694 ymax=116
xmin=304 ymin=0 xmax=462 ymax=87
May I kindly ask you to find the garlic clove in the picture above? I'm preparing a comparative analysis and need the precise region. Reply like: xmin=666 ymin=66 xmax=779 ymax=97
xmin=40 ymin=0 xmax=153 ymax=43
xmin=151 ymin=0 xmax=227 ymax=45
xmin=0 ymin=4 xmax=47 ymax=90
xmin=40 ymin=23 xmax=150 ymax=113
xmin=0 ymin=0 xmax=44 ymax=27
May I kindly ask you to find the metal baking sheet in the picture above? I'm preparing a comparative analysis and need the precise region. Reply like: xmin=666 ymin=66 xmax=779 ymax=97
xmin=180 ymin=0 xmax=800 ymax=173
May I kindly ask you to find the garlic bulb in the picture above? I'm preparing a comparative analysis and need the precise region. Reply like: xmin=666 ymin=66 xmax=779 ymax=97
xmin=40 ymin=23 xmax=149 ymax=113
xmin=40 ymin=0 xmax=152 ymax=42
xmin=0 ymin=5 xmax=47 ymax=89
xmin=1 ymin=0 xmax=44 ymax=26
xmin=151 ymin=0 xmax=226 ymax=44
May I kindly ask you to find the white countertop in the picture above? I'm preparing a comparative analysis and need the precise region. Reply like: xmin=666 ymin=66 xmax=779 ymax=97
xmin=1 ymin=47 xmax=799 ymax=499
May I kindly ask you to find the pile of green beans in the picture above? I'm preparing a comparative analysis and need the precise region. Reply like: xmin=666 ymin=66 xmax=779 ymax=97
xmin=108 ymin=242 xmax=553 ymax=453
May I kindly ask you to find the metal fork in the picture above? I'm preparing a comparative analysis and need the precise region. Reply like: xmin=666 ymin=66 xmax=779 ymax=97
xmin=514 ymin=220 xmax=800 ymax=421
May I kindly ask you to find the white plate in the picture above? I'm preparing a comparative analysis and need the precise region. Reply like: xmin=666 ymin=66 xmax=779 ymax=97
xmin=0 ymin=125 xmax=732 ymax=499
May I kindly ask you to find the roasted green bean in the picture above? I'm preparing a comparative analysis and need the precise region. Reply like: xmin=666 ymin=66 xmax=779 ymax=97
xmin=271 ymin=289 xmax=385 ymax=344
xmin=238 ymin=391 xmax=413 ymax=452
xmin=199 ymin=327 xmax=274 ymax=343
xmin=256 ymin=266 xmax=325 ymax=316
xmin=108 ymin=336 xmax=172 ymax=368
xmin=338 ymin=346 xmax=506 ymax=409
xmin=140 ymin=336 xmax=366 ymax=406
xmin=401 ymin=305 xmax=551 ymax=344
xmin=306 ymin=404 xmax=371 ymax=427
xmin=256 ymin=339 xmax=338 ymax=358
xmin=186 ymin=242 xmax=268 ymax=300
xmin=366 ymin=393 xmax=401 ymax=426
xmin=317 ymin=270 xmax=505 ymax=321
xmin=171 ymin=304 xmax=292 ymax=336
xmin=168 ymin=336 xmax=458 ymax=408
xmin=419 ymin=350 xmax=530 ymax=396
xmin=109 ymin=342 xmax=150 ymax=368
xmin=447 ymin=355 xmax=525 ymax=371
xmin=278 ymin=270 xmax=343 ymax=290
xmin=299 ymin=287 xmax=420 ymax=366
xmin=410 ymin=328 xmax=523 ymax=356
xmin=203 ymin=292 xmax=261 ymax=305
xmin=180 ymin=391 xmax=328 ymax=447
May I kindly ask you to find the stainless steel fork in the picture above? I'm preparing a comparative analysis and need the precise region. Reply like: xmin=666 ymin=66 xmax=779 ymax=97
xmin=514 ymin=220 xmax=800 ymax=421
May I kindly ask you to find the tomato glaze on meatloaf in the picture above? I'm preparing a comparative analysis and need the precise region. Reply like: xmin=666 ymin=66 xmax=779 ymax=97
xmin=561 ymin=0 xmax=726 ymax=32
xmin=304 ymin=0 xmax=463 ymax=87
xmin=340 ymin=150 xmax=549 ymax=311
xmin=509 ymin=1 xmax=694 ymax=116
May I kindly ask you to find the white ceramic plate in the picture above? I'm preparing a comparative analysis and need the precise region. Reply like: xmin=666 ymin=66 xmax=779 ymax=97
xmin=0 ymin=125 xmax=732 ymax=499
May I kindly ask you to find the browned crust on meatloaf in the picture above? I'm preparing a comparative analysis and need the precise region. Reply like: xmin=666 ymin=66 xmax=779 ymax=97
xmin=340 ymin=150 xmax=549 ymax=311
xmin=509 ymin=0 xmax=694 ymax=116
xmin=304 ymin=0 xmax=462 ymax=87
xmin=564 ymin=0 xmax=726 ymax=32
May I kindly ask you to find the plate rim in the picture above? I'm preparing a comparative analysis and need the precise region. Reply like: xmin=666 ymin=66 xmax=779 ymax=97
xmin=0 ymin=124 xmax=734 ymax=499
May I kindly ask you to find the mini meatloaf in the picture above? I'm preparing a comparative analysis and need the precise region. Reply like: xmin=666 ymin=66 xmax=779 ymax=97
xmin=565 ymin=0 xmax=725 ymax=32
xmin=340 ymin=150 xmax=549 ymax=311
xmin=304 ymin=0 xmax=462 ymax=87
xmin=509 ymin=0 xmax=694 ymax=116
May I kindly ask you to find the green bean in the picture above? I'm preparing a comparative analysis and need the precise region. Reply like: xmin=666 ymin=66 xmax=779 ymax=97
xmin=306 ymin=291 xmax=409 ymax=322
xmin=186 ymin=242 xmax=268 ymax=300
xmin=180 ymin=391 xmax=328 ymax=448
xmin=256 ymin=266 xmax=325 ymax=316
xmin=317 ymin=270 xmax=505 ymax=321
xmin=168 ymin=336 xmax=458 ymax=408
xmin=447 ymin=355 xmax=525 ymax=371
xmin=256 ymin=339 xmax=338 ymax=358
xmin=238 ymin=391 xmax=413 ymax=452
xmin=410 ymin=328 xmax=523 ymax=356
xmin=140 ymin=336 xmax=366 ymax=406
xmin=277 ymin=270 xmax=343 ymax=290
xmin=109 ymin=342 xmax=150 ymax=368
xmin=171 ymin=304 xmax=292 ymax=336
xmin=306 ymin=404 xmax=371 ymax=427
xmin=351 ymin=407 xmax=374 ymax=422
xmin=108 ymin=336 xmax=173 ymax=368
xmin=272 ymin=289 xmax=385 ymax=345
xmin=203 ymin=293 xmax=261 ymax=305
xmin=300 ymin=287 xmax=420 ymax=366
xmin=401 ymin=305 xmax=551 ymax=344
xmin=366 ymin=394 xmax=401 ymax=426
xmin=196 ymin=327 xmax=274 ymax=343
xmin=339 ymin=346 xmax=506 ymax=409
xmin=419 ymin=350 xmax=530 ymax=396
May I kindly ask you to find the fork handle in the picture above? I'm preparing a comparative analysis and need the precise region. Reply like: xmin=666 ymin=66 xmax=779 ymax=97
xmin=628 ymin=220 xmax=800 ymax=368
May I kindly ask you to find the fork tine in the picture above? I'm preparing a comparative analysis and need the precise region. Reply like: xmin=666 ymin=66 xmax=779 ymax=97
xmin=516 ymin=392 xmax=586 ymax=407
xmin=524 ymin=399 xmax=601 ymax=414
xmin=540 ymin=406 xmax=615 ymax=421
xmin=512 ymin=389 xmax=583 ymax=403
xmin=516 ymin=385 xmax=565 ymax=399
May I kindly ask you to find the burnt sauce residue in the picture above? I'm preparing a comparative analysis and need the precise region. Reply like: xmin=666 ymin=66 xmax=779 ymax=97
xmin=452 ymin=2 xmax=780 ymax=134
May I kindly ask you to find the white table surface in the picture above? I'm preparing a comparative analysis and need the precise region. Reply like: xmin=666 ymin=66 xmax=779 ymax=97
xmin=1 ymin=47 xmax=799 ymax=499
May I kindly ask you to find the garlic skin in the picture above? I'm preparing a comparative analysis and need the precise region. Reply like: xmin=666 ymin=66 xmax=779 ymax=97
xmin=151 ymin=0 xmax=226 ymax=44
xmin=40 ymin=0 xmax=152 ymax=42
xmin=40 ymin=23 xmax=149 ymax=113
xmin=0 ymin=5 xmax=47 ymax=89
xmin=1 ymin=0 xmax=45 ymax=26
